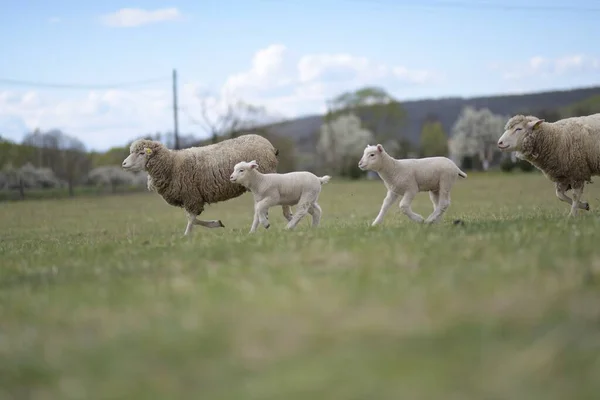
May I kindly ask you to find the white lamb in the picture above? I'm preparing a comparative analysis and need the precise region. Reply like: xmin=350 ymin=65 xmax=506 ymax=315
xmin=358 ymin=144 xmax=467 ymax=225
xmin=229 ymin=160 xmax=331 ymax=232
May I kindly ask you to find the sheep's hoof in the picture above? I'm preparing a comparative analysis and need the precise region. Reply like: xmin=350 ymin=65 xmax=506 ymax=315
xmin=265 ymin=223 xmax=270 ymax=229
xmin=583 ymin=202 xmax=590 ymax=211
xmin=218 ymin=220 xmax=225 ymax=227
xmin=453 ymin=219 xmax=465 ymax=226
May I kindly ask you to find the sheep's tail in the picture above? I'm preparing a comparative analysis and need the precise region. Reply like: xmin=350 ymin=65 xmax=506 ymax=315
xmin=274 ymin=148 xmax=280 ymax=157
xmin=319 ymin=175 xmax=331 ymax=185
xmin=458 ymin=169 xmax=467 ymax=179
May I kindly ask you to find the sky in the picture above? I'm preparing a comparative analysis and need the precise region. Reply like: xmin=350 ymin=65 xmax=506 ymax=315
xmin=1 ymin=0 xmax=600 ymax=151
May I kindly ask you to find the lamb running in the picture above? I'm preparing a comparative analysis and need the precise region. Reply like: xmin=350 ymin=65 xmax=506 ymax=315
xmin=121 ymin=134 xmax=290 ymax=236
xmin=497 ymin=113 xmax=600 ymax=216
xmin=358 ymin=144 xmax=467 ymax=225
xmin=229 ymin=160 xmax=331 ymax=233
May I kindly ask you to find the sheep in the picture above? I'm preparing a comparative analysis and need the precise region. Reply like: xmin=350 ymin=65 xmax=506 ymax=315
xmin=229 ymin=160 xmax=331 ymax=233
xmin=358 ymin=144 xmax=467 ymax=225
xmin=497 ymin=113 xmax=600 ymax=216
xmin=121 ymin=134 xmax=292 ymax=235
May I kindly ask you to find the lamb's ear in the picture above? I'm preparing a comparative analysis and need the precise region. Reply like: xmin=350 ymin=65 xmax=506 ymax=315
xmin=527 ymin=119 xmax=544 ymax=131
xmin=376 ymin=144 xmax=383 ymax=153
xmin=249 ymin=160 xmax=258 ymax=169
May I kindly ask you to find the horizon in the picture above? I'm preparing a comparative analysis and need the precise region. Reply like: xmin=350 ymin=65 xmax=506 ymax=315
xmin=2 ymin=0 xmax=600 ymax=151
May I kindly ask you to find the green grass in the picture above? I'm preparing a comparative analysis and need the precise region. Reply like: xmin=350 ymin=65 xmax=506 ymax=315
xmin=1 ymin=172 xmax=600 ymax=400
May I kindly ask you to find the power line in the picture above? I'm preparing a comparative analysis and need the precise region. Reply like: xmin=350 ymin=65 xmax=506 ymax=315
xmin=345 ymin=0 xmax=600 ymax=12
xmin=0 ymin=76 xmax=170 ymax=90
xmin=259 ymin=0 xmax=600 ymax=13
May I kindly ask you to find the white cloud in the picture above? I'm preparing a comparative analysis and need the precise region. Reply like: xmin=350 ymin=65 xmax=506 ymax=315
xmin=220 ymin=44 xmax=442 ymax=117
xmin=99 ymin=8 xmax=182 ymax=28
xmin=495 ymin=54 xmax=600 ymax=80
xmin=221 ymin=44 xmax=293 ymax=96
xmin=0 ymin=82 xmax=202 ymax=151
xmin=0 ymin=44 xmax=442 ymax=150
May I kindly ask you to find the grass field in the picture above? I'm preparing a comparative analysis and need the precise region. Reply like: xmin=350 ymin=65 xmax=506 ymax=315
xmin=1 ymin=171 xmax=600 ymax=400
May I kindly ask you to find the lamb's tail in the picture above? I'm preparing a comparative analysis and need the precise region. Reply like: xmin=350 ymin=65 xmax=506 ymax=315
xmin=319 ymin=175 xmax=331 ymax=185
xmin=458 ymin=170 xmax=467 ymax=179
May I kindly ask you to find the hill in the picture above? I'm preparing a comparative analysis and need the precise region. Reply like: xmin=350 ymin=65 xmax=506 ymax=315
xmin=259 ymin=85 xmax=600 ymax=157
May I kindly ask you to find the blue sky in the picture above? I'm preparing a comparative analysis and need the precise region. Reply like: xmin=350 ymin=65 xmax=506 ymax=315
xmin=1 ymin=0 xmax=599 ymax=150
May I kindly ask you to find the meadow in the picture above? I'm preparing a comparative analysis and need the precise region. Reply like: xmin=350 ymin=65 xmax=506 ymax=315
xmin=1 ymin=171 xmax=599 ymax=400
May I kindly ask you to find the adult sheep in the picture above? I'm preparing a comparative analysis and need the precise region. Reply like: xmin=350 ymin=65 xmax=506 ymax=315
xmin=122 ymin=134 xmax=287 ymax=235
xmin=497 ymin=113 xmax=600 ymax=216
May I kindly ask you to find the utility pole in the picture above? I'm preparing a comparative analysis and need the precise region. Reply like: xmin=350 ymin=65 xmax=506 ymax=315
xmin=172 ymin=68 xmax=180 ymax=150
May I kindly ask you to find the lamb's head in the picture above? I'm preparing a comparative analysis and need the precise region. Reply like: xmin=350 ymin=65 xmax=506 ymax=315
xmin=122 ymin=139 xmax=165 ymax=172
xmin=230 ymin=160 xmax=258 ymax=186
xmin=497 ymin=115 xmax=544 ymax=152
xmin=358 ymin=144 xmax=385 ymax=171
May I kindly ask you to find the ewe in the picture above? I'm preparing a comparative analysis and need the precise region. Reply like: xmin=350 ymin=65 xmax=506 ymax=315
xmin=122 ymin=134 xmax=287 ymax=235
xmin=229 ymin=160 xmax=331 ymax=233
xmin=497 ymin=113 xmax=600 ymax=216
xmin=358 ymin=144 xmax=467 ymax=225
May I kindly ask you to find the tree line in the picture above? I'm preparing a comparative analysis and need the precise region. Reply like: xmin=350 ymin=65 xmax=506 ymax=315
xmin=2 ymin=87 xmax=599 ymax=200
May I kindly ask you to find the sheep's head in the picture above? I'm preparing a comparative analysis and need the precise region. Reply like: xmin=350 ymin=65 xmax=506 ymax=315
xmin=358 ymin=144 xmax=385 ymax=171
xmin=497 ymin=115 xmax=544 ymax=152
xmin=122 ymin=139 xmax=165 ymax=172
xmin=230 ymin=160 xmax=258 ymax=186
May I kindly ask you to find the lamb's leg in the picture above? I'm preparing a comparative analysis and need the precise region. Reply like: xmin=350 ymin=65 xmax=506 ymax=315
xmin=282 ymin=205 xmax=293 ymax=222
xmin=307 ymin=202 xmax=322 ymax=227
xmin=399 ymin=190 xmax=424 ymax=223
xmin=255 ymin=198 xmax=274 ymax=229
xmin=556 ymin=182 xmax=589 ymax=211
xmin=569 ymin=182 xmax=586 ymax=217
xmin=286 ymin=201 xmax=311 ymax=230
xmin=425 ymin=191 xmax=450 ymax=224
xmin=249 ymin=209 xmax=260 ymax=233
xmin=429 ymin=190 xmax=439 ymax=211
xmin=372 ymin=190 xmax=399 ymax=226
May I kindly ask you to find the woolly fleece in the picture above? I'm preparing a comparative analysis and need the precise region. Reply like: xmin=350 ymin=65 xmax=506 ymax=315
xmin=129 ymin=134 xmax=279 ymax=216
xmin=506 ymin=113 xmax=600 ymax=185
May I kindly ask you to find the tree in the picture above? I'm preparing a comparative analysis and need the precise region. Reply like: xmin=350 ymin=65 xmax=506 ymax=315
xmin=533 ymin=108 xmax=561 ymax=123
xmin=88 ymin=166 xmax=145 ymax=193
xmin=188 ymin=92 xmax=282 ymax=143
xmin=449 ymin=106 xmax=506 ymax=171
xmin=420 ymin=120 xmax=448 ymax=157
xmin=256 ymin=131 xmax=297 ymax=173
xmin=0 ymin=162 xmax=62 ymax=200
xmin=324 ymin=86 xmax=407 ymax=154
xmin=91 ymin=146 xmax=130 ymax=168
xmin=317 ymin=113 xmax=375 ymax=178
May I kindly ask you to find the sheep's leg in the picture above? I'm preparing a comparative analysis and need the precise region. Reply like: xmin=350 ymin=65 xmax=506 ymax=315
xmin=429 ymin=190 xmax=439 ymax=211
xmin=569 ymin=183 xmax=586 ymax=217
xmin=307 ymin=202 xmax=322 ymax=227
xmin=425 ymin=191 xmax=450 ymax=224
xmin=399 ymin=190 xmax=424 ymax=223
xmin=286 ymin=202 xmax=311 ymax=230
xmin=282 ymin=205 xmax=293 ymax=222
xmin=193 ymin=219 xmax=224 ymax=228
xmin=372 ymin=190 xmax=399 ymax=226
xmin=249 ymin=209 xmax=260 ymax=233
xmin=184 ymin=212 xmax=196 ymax=236
xmin=254 ymin=199 xmax=274 ymax=229
xmin=556 ymin=182 xmax=589 ymax=211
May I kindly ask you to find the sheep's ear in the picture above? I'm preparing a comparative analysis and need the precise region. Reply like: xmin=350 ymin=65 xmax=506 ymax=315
xmin=376 ymin=144 xmax=383 ymax=153
xmin=144 ymin=147 xmax=153 ymax=155
xmin=249 ymin=160 xmax=258 ymax=169
xmin=527 ymin=119 xmax=544 ymax=131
